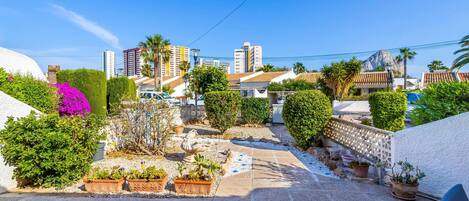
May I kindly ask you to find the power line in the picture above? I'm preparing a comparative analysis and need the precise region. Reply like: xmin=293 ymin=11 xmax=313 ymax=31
xmin=187 ymin=0 xmax=248 ymax=46
xmin=200 ymin=39 xmax=460 ymax=61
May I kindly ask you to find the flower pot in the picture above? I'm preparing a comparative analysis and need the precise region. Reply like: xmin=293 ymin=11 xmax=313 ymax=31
xmin=391 ymin=181 xmax=419 ymax=201
xmin=352 ymin=164 xmax=369 ymax=178
xmin=174 ymin=126 xmax=184 ymax=135
xmin=174 ymin=179 xmax=213 ymax=195
xmin=127 ymin=177 xmax=168 ymax=192
xmin=83 ymin=177 xmax=124 ymax=193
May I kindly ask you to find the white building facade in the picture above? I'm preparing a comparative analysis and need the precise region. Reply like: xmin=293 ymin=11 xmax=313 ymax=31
xmin=234 ymin=42 xmax=262 ymax=73
xmin=199 ymin=58 xmax=231 ymax=74
xmin=103 ymin=50 xmax=115 ymax=80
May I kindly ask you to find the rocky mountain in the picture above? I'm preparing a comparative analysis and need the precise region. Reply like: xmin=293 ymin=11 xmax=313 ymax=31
xmin=362 ymin=50 xmax=403 ymax=74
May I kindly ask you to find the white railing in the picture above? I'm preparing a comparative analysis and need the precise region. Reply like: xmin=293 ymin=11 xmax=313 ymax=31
xmin=323 ymin=117 xmax=393 ymax=166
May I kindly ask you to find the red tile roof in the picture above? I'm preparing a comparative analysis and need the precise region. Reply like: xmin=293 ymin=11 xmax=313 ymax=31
xmin=458 ymin=72 xmax=469 ymax=81
xmin=244 ymin=71 xmax=288 ymax=83
xmin=353 ymin=72 xmax=390 ymax=87
xmin=423 ymin=72 xmax=457 ymax=86
xmin=295 ymin=73 xmax=322 ymax=83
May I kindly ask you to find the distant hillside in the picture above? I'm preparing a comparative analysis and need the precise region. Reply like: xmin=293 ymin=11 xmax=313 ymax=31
xmin=362 ymin=50 xmax=403 ymax=75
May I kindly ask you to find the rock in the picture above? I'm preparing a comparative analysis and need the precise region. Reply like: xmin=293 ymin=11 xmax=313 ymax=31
xmin=203 ymin=119 xmax=210 ymax=125
xmin=362 ymin=50 xmax=403 ymax=74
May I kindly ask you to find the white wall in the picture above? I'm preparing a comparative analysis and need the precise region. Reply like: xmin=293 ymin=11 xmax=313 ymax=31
xmin=0 ymin=91 xmax=40 ymax=193
xmin=392 ymin=112 xmax=469 ymax=197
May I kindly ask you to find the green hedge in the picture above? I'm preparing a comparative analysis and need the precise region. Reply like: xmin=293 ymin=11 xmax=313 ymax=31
xmin=267 ymin=79 xmax=318 ymax=91
xmin=0 ymin=68 xmax=58 ymax=113
xmin=241 ymin=97 xmax=270 ymax=124
xmin=283 ymin=90 xmax=332 ymax=149
xmin=205 ymin=91 xmax=241 ymax=133
xmin=0 ymin=112 xmax=104 ymax=188
xmin=57 ymin=69 xmax=107 ymax=116
xmin=410 ymin=82 xmax=469 ymax=125
xmin=107 ymin=77 xmax=136 ymax=114
xmin=369 ymin=92 xmax=407 ymax=131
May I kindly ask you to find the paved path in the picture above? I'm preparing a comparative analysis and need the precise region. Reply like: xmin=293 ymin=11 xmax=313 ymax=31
xmin=0 ymin=141 xmax=432 ymax=201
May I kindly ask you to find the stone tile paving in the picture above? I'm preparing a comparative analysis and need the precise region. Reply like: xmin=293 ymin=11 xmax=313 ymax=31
xmin=0 ymin=140 xmax=433 ymax=201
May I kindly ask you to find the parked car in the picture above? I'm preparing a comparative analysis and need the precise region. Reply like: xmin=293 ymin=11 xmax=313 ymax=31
xmin=187 ymin=95 xmax=204 ymax=106
xmin=139 ymin=91 xmax=180 ymax=106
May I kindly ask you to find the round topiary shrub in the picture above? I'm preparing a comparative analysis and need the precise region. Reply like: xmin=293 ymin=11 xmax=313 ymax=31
xmin=204 ymin=91 xmax=241 ymax=133
xmin=241 ymin=97 xmax=270 ymax=125
xmin=0 ymin=112 xmax=104 ymax=188
xmin=369 ymin=92 xmax=407 ymax=131
xmin=282 ymin=90 xmax=332 ymax=149
xmin=53 ymin=82 xmax=90 ymax=116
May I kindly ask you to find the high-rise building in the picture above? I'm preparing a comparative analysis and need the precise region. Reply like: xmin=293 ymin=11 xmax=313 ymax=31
xmin=103 ymin=50 xmax=115 ymax=79
xmin=161 ymin=46 xmax=191 ymax=77
xmin=123 ymin=48 xmax=143 ymax=76
xmin=199 ymin=58 xmax=231 ymax=74
xmin=234 ymin=42 xmax=262 ymax=73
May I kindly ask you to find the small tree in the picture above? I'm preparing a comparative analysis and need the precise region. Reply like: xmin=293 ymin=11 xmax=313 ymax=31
xmin=241 ymin=97 xmax=270 ymax=125
xmin=283 ymin=90 xmax=332 ymax=149
xmin=320 ymin=58 xmax=362 ymax=100
xmin=293 ymin=62 xmax=306 ymax=74
xmin=204 ymin=91 xmax=241 ymax=133
xmin=369 ymin=92 xmax=407 ymax=131
xmin=189 ymin=65 xmax=229 ymax=94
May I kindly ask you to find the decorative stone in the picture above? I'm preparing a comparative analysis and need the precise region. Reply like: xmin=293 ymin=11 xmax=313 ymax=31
xmin=180 ymin=129 xmax=209 ymax=162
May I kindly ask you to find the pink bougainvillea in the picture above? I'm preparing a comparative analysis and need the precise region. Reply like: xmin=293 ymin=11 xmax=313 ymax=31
xmin=52 ymin=82 xmax=91 ymax=116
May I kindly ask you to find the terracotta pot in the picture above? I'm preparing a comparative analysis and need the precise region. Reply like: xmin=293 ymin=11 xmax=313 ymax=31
xmin=174 ymin=126 xmax=184 ymax=135
xmin=391 ymin=181 xmax=419 ymax=201
xmin=83 ymin=177 xmax=124 ymax=193
xmin=127 ymin=177 xmax=167 ymax=192
xmin=174 ymin=179 xmax=213 ymax=195
xmin=352 ymin=164 xmax=369 ymax=178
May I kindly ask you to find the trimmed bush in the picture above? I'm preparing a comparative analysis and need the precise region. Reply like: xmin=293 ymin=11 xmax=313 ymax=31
xmin=57 ymin=69 xmax=107 ymax=116
xmin=0 ymin=68 xmax=58 ymax=113
xmin=283 ymin=90 xmax=332 ymax=149
xmin=267 ymin=79 xmax=318 ymax=91
xmin=369 ymin=92 xmax=407 ymax=131
xmin=107 ymin=77 xmax=136 ymax=114
xmin=410 ymin=82 xmax=469 ymax=125
xmin=0 ymin=112 xmax=104 ymax=188
xmin=53 ymin=83 xmax=91 ymax=117
xmin=241 ymin=97 xmax=270 ymax=124
xmin=205 ymin=91 xmax=241 ymax=133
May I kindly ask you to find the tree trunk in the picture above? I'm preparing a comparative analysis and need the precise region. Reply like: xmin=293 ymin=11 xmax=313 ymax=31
xmin=404 ymin=58 xmax=407 ymax=90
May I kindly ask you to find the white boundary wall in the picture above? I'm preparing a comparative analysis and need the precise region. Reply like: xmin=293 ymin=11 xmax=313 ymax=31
xmin=392 ymin=112 xmax=469 ymax=197
xmin=0 ymin=91 xmax=39 ymax=193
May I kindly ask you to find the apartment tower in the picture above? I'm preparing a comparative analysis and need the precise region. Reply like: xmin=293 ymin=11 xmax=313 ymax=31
xmin=234 ymin=42 xmax=262 ymax=73
xmin=103 ymin=50 xmax=115 ymax=79
xmin=123 ymin=48 xmax=142 ymax=76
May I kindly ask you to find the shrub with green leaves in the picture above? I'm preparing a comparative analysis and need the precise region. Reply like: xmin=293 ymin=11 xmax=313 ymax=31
xmin=241 ymin=97 xmax=270 ymax=124
xmin=0 ymin=112 xmax=104 ymax=188
xmin=57 ymin=69 xmax=107 ymax=116
xmin=283 ymin=90 xmax=332 ymax=149
xmin=369 ymin=92 xmax=407 ymax=131
xmin=267 ymin=79 xmax=318 ymax=91
xmin=107 ymin=77 xmax=136 ymax=114
xmin=410 ymin=82 xmax=469 ymax=125
xmin=205 ymin=91 xmax=241 ymax=133
xmin=0 ymin=68 xmax=58 ymax=113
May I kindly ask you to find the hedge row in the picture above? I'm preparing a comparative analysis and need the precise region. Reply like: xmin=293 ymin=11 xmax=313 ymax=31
xmin=369 ymin=92 xmax=407 ymax=131
xmin=241 ymin=97 xmax=270 ymax=124
xmin=107 ymin=77 xmax=137 ymax=114
xmin=57 ymin=69 xmax=107 ymax=116
xmin=0 ymin=68 xmax=59 ymax=113
xmin=283 ymin=90 xmax=332 ymax=149
xmin=204 ymin=91 xmax=241 ymax=133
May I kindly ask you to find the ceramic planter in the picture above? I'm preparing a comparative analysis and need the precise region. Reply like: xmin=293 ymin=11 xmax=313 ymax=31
xmin=127 ymin=177 xmax=167 ymax=192
xmin=174 ymin=125 xmax=184 ymax=135
xmin=391 ymin=181 xmax=419 ymax=201
xmin=352 ymin=164 xmax=369 ymax=178
xmin=83 ymin=178 xmax=124 ymax=193
xmin=174 ymin=179 xmax=213 ymax=195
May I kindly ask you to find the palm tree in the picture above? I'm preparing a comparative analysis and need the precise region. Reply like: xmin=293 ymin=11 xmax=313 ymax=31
xmin=259 ymin=64 xmax=274 ymax=72
xmin=293 ymin=62 xmax=306 ymax=74
xmin=452 ymin=35 xmax=469 ymax=71
xmin=141 ymin=63 xmax=153 ymax=77
xmin=427 ymin=60 xmax=448 ymax=72
xmin=138 ymin=34 xmax=172 ymax=90
xmin=178 ymin=61 xmax=190 ymax=77
xmin=398 ymin=48 xmax=417 ymax=89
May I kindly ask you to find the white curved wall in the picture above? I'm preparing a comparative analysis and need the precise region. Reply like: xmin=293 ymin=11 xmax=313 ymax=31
xmin=392 ymin=112 xmax=469 ymax=197
xmin=0 ymin=47 xmax=47 ymax=81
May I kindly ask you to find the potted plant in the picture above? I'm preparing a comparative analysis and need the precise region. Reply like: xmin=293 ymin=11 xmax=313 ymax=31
xmin=173 ymin=117 xmax=185 ymax=135
xmin=126 ymin=163 xmax=168 ymax=192
xmin=84 ymin=166 xmax=125 ymax=193
xmin=174 ymin=154 xmax=221 ymax=195
xmin=350 ymin=160 xmax=370 ymax=178
xmin=390 ymin=160 xmax=425 ymax=201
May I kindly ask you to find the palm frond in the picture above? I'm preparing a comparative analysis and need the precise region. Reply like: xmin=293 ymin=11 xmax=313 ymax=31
xmin=454 ymin=47 xmax=469 ymax=55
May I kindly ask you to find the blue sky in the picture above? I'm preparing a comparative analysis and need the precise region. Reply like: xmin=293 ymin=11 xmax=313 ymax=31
xmin=1 ymin=0 xmax=468 ymax=77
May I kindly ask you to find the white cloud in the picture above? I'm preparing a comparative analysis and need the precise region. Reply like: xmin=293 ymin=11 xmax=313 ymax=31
xmin=51 ymin=4 xmax=123 ymax=50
